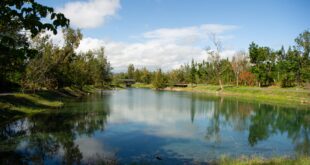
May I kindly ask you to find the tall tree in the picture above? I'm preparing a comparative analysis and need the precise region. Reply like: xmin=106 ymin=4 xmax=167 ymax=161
xmin=206 ymin=34 xmax=225 ymax=90
xmin=152 ymin=69 xmax=166 ymax=89
xmin=95 ymin=47 xmax=112 ymax=87
xmin=231 ymin=51 xmax=248 ymax=86
xmin=127 ymin=64 xmax=135 ymax=79
xmin=249 ymin=42 xmax=275 ymax=87
xmin=190 ymin=59 xmax=197 ymax=87
xmin=295 ymin=30 xmax=310 ymax=85
xmin=278 ymin=47 xmax=299 ymax=87
xmin=140 ymin=67 xmax=151 ymax=84
xmin=0 ymin=0 xmax=69 ymax=86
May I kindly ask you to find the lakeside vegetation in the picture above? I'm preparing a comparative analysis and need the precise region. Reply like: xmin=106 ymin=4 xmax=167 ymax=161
xmin=0 ymin=86 xmax=98 ymax=123
xmin=0 ymin=1 xmax=112 ymax=118
xmin=0 ymin=1 xmax=310 ymax=164
xmin=0 ymin=92 xmax=62 ymax=122
xmin=115 ymin=30 xmax=310 ymax=107
xmin=218 ymin=156 xmax=310 ymax=165
xmin=132 ymin=83 xmax=310 ymax=106
xmin=1 ymin=1 xmax=113 ymax=93
xmin=115 ymin=30 xmax=310 ymax=98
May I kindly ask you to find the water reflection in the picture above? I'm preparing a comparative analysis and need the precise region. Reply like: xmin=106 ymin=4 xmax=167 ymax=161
xmin=0 ymin=89 xmax=309 ymax=164
xmin=0 ymin=93 xmax=111 ymax=164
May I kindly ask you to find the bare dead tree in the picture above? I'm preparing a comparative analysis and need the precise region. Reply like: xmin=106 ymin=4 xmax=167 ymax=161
xmin=231 ymin=51 xmax=248 ymax=87
xmin=206 ymin=34 xmax=224 ymax=90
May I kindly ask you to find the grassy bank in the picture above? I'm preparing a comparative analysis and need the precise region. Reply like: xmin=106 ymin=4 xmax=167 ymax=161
xmin=218 ymin=156 xmax=310 ymax=165
xmin=132 ymin=83 xmax=310 ymax=106
xmin=0 ymin=86 xmax=98 ymax=122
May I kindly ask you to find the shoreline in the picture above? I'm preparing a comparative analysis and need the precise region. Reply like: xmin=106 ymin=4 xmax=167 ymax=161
xmin=132 ymin=83 xmax=310 ymax=107
xmin=0 ymin=86 xmax=99 ymax=122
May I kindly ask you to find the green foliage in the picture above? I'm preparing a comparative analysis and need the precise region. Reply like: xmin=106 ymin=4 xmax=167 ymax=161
xmin=0 ymin=0 xmax=69 ymax=36
xmin=23 ymin=28 xmax=112 ymax=90
xmin=249 ymin=42 xmax=276 ymax=86
xmin=190 ymin=59 xmax=197 ymax=85
xmin=94 ymin=48 xmax=113 ymax=87
xmin=127 ymin=64 xmax=135 ymax=79
xmin=152 ymin=69 xmax=166 ymax=89
xmin=248 ymin=30 xmax=310 ymax=87
xmin=140 ymin=67 xmax=152 ymax=84
xmin=0 ymin=0 xmax=69 ymax=87
xmin=115 ymin=29 xmax=310 ymax=89
xmin=295 ymin=30 xmax=310 ymax=84
xmin=0 ymin=92 xmax=63 ymax=115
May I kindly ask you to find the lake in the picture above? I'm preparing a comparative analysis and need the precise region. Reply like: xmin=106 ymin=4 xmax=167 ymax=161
xmin=0 ymin=88 xmax=309 ymax=164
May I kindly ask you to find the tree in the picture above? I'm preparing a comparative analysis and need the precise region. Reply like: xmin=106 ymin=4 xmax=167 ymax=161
xmin=277 ymin=47 xmax=298 ymax=87
xmin=152 ymin=69 xmax=166 ymax=89
xmin=190 ymin=59 xmax=197 ymax=87
xmin=22 ymin=34 xmax=57 ymax=90
xmin=0 ymin=0 xmax=69 ymax=36
xmin=206 ymin=34 xmax=225 ymax=90
xmin=23 ymin=28 xmax=82 ymax=90
xmin=167 ymin=70 xmax=179 ymax=88
xmin=95 ymin=47 xmax=112 ymax=87
xmin=295 ymin=30 xmax=310 ymax=60
xmin=0 ymin=0 xmax=69 ymax=86
xmin=51 ymin=28 xmax=83 ymax=88
xmin=231 ymin=51 xmax=248 ymax=86
xmin=140 ymin=67 xmax=151 ymax=84
xmin=249 ymin=42 xmax=275 ymax=87
xmin=294 ymin=30 xmax=310 ymax=84
xmin=127 ymin=64 xmax=135 ymax=79
xmin=239 ymin=71 xmax=256 ymax=86
xmin=134 ymin=69 xmax=142 ymax=82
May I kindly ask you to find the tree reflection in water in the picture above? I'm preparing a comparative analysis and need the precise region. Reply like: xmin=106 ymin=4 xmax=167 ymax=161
xmin=0 ymin=90 xmax=309 ymax=164
xmin=0 ymin=94 xmax=111 ymax=165
xmin=188 ymin=93 xmax=310 ymax=156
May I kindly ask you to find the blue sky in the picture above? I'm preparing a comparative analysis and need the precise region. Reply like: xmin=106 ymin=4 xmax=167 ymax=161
xmin=38 ymin=0 xmax=310 ymax=71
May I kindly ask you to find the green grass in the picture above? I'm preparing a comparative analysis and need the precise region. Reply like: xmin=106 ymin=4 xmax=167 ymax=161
xmin=219 ymin=156 xmax=310 ymax=165
xmin=0 ymin=86 xmax=104 ymax=122
xmin=0 ymin=93 xmax=63 ymax=114
xmin=0 ymin=92 xmax=63 ymax=123
xmin=132 ymin=83 xmax=154 ymax=88
xmin=192 ymin=84 xmax=310 ymax=105
xmin=132 ymin=83 xmax=310 ymax=107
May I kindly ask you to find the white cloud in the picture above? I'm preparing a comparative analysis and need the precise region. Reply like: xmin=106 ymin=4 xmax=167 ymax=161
xmin=143 ymin=24 xmax=237 ymax=45
xmin=76 ymin=24 xmax=237 ymax=72
xmin=58 ymin=0 xmax=120 ymax=28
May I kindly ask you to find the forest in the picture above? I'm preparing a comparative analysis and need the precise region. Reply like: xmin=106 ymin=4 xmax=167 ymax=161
xmin=115 ymin=31 xmax=310 ymax=90
xmin=0 ymin=1 xmax=112 ymax=92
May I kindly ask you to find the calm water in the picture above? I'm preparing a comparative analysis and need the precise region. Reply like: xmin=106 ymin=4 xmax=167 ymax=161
xmin=1 ymin=88 xmax=310 ymax=164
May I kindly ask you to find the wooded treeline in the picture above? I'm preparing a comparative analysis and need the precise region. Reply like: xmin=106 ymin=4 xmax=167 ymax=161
xmin=1 ymin=1 xmax=309 ymax=92
xmin=115 ymin=30 xmax=310 ymax=89
xmin=0 ymin=0 xmax=112 ymax=92
xmin=23 ymin=29 xmax=113 ymax=91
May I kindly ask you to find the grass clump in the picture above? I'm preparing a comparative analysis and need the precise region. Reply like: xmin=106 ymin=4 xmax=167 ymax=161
xmin=0 ymin=92 xmax=63 ymax=116
xmin=132 ymin=83 xmax=154 ymax=89
xmin=219 ymin=156 xmax=310 ymax=165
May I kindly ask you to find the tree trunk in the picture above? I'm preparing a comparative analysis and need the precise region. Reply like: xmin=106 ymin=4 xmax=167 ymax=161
xmin=235 ymin=73 xmax=239 ymax=87
xmin=219 ymin=79 xmax=223 ymax=91
xmin=237 ymin=76 xmax=239 ymax=87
